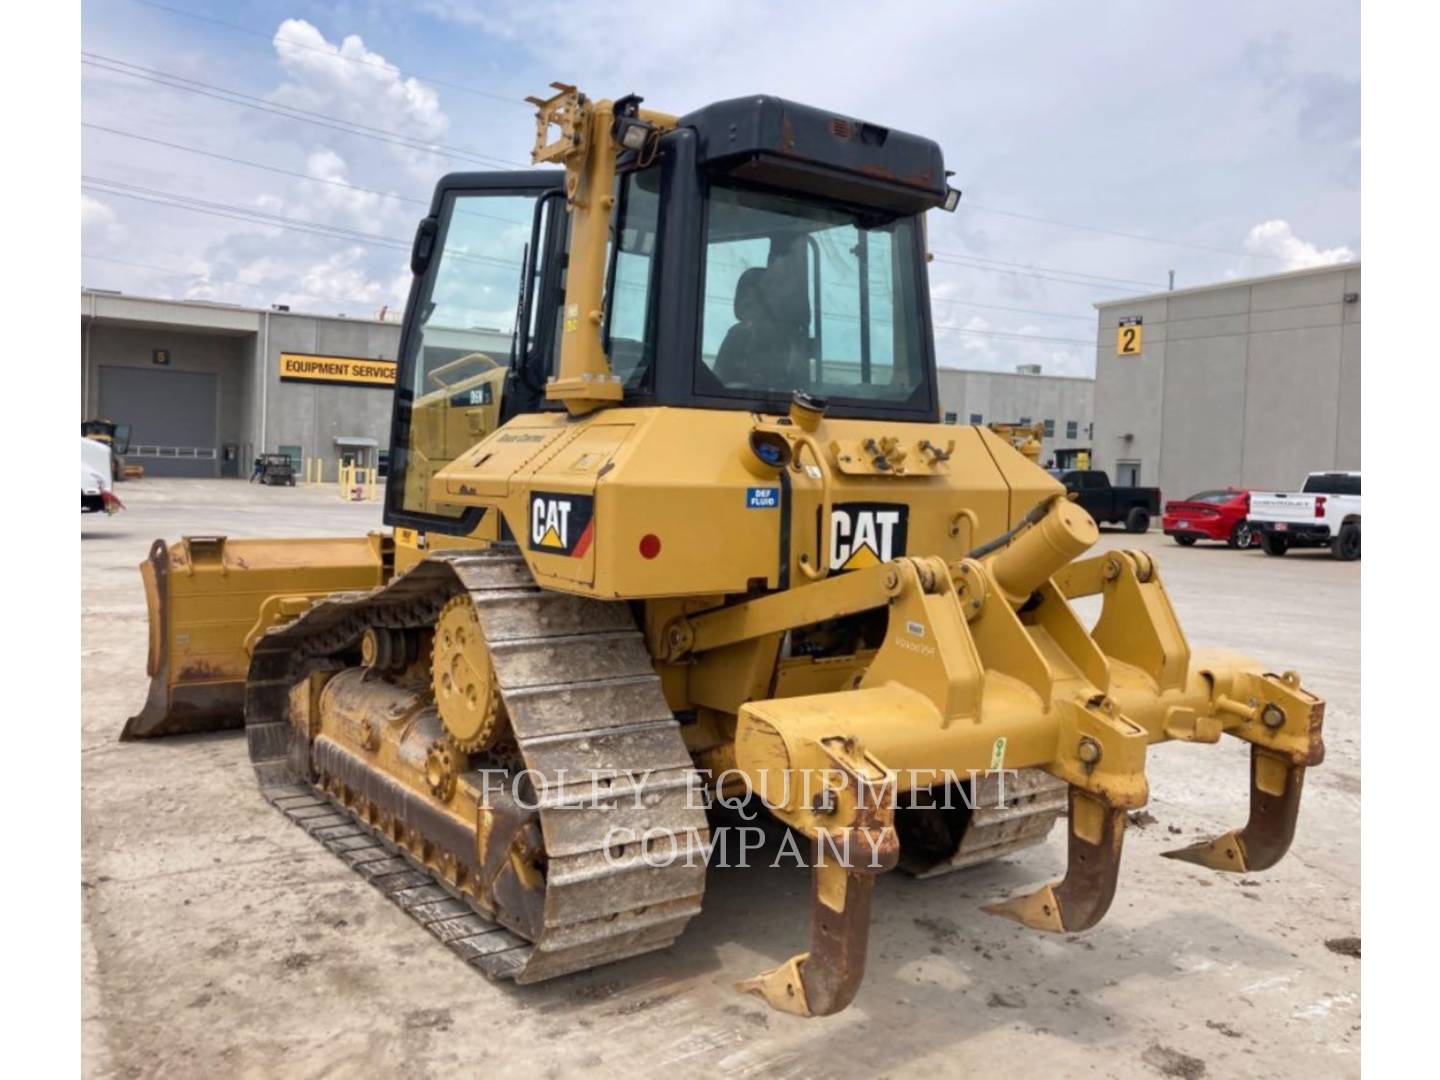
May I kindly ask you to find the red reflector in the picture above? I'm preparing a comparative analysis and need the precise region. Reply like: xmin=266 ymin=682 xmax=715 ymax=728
xmin=639 ymin=534 xmax=662 ymax=559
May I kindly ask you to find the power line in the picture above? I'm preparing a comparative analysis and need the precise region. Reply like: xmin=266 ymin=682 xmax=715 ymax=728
xmin=83 ymin=176 xmax=524 ymax=270
xmin=958 ymin=200 xmax=1285 ymax=261
xmin=84 ymin=175 xmax=413 ymax=249
xmin=927 ymin=295 xmax=1094 ymax=322
xmin=83 ymin=122 xmax=430 ymax=205
xmin=120 ymin=0 xmax=530 ymax=108
xmin=82 ymin=52 xmax=526 ymax=168
xmin=81 ymin=122 xmax=533 ymax=226
xmin=933 ymin=323 xmax=1093 ymax=347
xmin=82 ymin=252 xmax=400 ymax=311
xmin=929 ymin=254 xmax=1142 ymax=292
xmin=933 ymin=249 xmax=1157 ymax=289
xmin=931 ymin=250 xmax=1163 ymax=289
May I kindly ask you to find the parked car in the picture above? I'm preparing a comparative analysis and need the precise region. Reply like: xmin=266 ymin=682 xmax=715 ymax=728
xmin=1248 ymin=471 xmax=1360 ymax=560
xmin=1162 ymin=489 xmax=1256 ymax=548
xmin=1048 ymin=469 xmax=1162 ymax=533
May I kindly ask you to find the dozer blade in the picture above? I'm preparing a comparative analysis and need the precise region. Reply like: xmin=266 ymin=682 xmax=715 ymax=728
xmin=983 ymin=786 xmax=1127 ymax=933
xmin=1162 ymin=746 xmax=1310 ymax=873
xmin=122 ymin=535 xmax=388 ymax=739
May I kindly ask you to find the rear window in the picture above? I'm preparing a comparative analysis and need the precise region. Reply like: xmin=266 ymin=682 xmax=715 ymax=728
xmin=1302 ymin=473 xmax=1360 ymax=496
xmin=1184 ymin=490 xmax=1235 ymax=504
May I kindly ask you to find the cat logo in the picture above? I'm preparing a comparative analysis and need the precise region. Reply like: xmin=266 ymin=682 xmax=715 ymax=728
xmin=829 ymin=502 xmax=909 ymax=571
xmin=529 ymin=492 xmax=595 ymax=557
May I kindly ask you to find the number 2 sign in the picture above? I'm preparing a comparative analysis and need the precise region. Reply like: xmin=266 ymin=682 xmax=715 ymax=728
xmin=1116 ymin=316 xmax=1144 ymax=356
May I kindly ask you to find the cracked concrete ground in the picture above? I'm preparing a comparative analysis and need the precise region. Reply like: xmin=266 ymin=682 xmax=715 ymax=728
xmin=82 ymin=480 xmax=1359 ymax=1078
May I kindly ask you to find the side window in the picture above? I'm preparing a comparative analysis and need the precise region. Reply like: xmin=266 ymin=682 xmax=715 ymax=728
xmin=391 ymin=189 xmax=547 ymax=524
xmin=970 ymin=412 xmax=983 ymax=424
xmin=1043 ymin=418 xmax=1055 ymax=437
xmin=1066 ymin=420 xmax=1078 ymax=439
xmin=605 ymin=165 xmax=662 ymax=388
xmin=943 ymin=411 xmax=957 ymax=424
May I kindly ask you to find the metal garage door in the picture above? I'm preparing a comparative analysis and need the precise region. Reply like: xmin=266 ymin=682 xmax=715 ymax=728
xmin=98 ymin=366 xmax=218 ymax=478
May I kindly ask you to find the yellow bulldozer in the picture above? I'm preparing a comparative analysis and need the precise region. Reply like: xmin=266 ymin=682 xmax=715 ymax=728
xmin=122 ymin=84 xmax=1325 ymax=1017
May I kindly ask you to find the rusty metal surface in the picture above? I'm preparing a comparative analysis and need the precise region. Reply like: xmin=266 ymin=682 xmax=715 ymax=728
xmin=1162 ymin=747 xmax=1309 ymax=873
xmin=982 ymin=787 xmax=1128 ymax=933
xmin=739 ymin=742 xmax=900 ymax=1016
xmin=245 ymin=547 xmax=709 ymax=985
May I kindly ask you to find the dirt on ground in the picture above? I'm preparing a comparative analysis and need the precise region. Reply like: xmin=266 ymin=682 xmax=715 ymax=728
xmin=81 ymin=481 xmax=1361 ymax=1078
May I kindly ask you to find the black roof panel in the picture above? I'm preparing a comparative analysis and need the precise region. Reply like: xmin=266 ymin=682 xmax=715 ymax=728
xmin=679 ymin=95 xmax=948 ymax=215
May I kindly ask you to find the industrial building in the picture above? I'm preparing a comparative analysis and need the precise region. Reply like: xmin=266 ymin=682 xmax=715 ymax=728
xmin=80 ymin=290 xmax=404 ymax=478
xmin=937 ymin=365 xmax=1095 ymax=467
xmin=1091 ymin=262 xmax=1361 ymax=498
xmin=80 ymin=290 xmax=514 ymax=479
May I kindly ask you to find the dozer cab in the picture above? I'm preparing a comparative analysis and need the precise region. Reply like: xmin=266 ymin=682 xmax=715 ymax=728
xmin=124 ymin=84 xmax=1325 ymax=1017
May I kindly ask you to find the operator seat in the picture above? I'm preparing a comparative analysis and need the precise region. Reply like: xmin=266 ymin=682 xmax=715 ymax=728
xmin=713 ymin=265 xmax=811 ymax=392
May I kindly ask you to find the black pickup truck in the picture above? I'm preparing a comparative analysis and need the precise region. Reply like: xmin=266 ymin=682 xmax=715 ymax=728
xmin=1048 ymin=469 xmax=1162 ymax=533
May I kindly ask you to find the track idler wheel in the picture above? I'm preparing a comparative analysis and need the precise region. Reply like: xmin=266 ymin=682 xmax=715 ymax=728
xmin=982 ymin=787 xmax=1127 ymax=933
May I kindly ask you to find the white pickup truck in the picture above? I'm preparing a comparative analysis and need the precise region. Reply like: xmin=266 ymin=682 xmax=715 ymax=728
xmin=1248 ymin=470 xmax=1360 ymax=560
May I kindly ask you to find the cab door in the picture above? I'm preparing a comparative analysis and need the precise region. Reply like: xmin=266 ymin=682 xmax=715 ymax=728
xmin=385 ymin=171 xmax=567 ymax=535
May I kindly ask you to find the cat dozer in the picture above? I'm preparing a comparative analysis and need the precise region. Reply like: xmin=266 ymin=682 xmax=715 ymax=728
xmin=125 ymin=85 xmax=1325 ymax=1016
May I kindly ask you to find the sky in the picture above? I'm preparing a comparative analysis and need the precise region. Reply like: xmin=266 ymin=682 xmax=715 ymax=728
xmin=80 ymin=0 xmax=1360 ymax=377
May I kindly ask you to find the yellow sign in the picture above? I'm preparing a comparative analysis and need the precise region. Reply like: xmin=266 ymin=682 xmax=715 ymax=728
xmin=279 ymin=353 xmax=397 ymax=387
xmin=1116 ymin=317 xmax=1144 ymax=356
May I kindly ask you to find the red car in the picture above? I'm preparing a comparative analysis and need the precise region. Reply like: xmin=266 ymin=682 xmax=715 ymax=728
xmin=1163 ymin=489 xmax=1257 ymax=548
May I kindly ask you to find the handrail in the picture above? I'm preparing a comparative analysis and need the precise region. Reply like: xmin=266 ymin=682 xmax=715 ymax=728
xmin=793 ymin=433 xmax=833 ymax=581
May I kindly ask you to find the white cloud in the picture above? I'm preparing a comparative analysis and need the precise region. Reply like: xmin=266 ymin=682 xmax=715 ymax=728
xmin=81 ymin=195 xmax=115 ymax=229
xmin=271 ymin=19 xmax=448 ymax=164
xmin=82 ymin=195 xmax=125 ymax=243
xmin=1243 ymin=219 xmax=1354 ymax=270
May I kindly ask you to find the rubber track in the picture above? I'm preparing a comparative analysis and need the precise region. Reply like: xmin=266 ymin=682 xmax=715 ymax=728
xmin=245 ymin=548 xmax=709 ymax=984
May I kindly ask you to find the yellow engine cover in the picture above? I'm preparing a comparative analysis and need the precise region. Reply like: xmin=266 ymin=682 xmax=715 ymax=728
xmin=431 ymin=408 xmax=1059 ymax=600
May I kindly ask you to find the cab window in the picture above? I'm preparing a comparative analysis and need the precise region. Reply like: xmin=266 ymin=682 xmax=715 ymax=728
xmin=391 ymin=189 xmax=548 ymax=523
xmin=697 ymin=180 xmax=928 ymax=407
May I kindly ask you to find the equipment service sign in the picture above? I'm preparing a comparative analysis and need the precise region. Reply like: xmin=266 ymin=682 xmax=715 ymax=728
xmin=278 ymin=353 xmax=398 ymax=388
